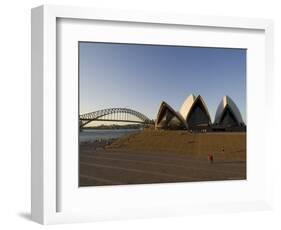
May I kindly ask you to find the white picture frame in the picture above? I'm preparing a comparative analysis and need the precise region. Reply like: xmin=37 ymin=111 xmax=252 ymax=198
xmin=31 ymin=5 xmax=274 ymax=225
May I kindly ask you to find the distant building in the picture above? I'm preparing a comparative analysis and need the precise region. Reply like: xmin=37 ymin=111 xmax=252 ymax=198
xmin=155 ymin=94 xmax=245 ymax=132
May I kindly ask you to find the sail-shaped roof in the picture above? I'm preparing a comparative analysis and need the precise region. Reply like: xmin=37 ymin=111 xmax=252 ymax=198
xmin=155 ymin=101 xmax=188 ymax=130
xmin=179 ymin=94 xmax=211 ymax=128
xmin=214 ymin=96 xmax=244 ymax=126
xmin=179 ymin=94 xmax=197 ymax=120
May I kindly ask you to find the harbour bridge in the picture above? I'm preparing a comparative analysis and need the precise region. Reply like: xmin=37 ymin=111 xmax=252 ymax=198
xmin=79 ymin=108 xmax=154 ymax=128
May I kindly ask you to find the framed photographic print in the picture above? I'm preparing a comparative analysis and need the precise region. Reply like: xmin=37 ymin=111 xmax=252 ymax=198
xmin=31 ymin=5 xmax=274 ymax=224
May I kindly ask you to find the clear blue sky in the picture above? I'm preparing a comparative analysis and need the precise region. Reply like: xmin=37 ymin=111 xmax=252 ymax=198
xmin=79 ymin=42 xmax=246 ymax=123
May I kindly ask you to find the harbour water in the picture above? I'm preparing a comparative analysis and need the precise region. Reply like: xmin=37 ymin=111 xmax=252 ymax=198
xmin=79 ymin=128 xmax=141 ymax=143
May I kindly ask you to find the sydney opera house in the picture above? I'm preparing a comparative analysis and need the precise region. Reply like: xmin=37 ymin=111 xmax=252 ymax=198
xmin=155 ymin=94 xmax=246 ymax=132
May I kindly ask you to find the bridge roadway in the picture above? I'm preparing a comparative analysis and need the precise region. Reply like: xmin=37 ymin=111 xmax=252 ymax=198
xmin=80 ymin=118 xmax=147 ymax=124
xmin=80 ymin=107 xmax=154 ymax=128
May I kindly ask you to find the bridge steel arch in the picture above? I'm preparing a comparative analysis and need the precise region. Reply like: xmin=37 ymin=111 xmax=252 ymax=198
xmin=79 ymin=108 xmax=153 ymax=128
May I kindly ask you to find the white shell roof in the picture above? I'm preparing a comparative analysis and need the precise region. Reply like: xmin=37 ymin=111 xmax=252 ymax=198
xmin=214 ymin=96 xmax=244 ymax=124
xmin=179 ymin=94 xmax=196 ymax=120
xmin=179 ymin=94 xmax=211 ymax=122
xmin=156 ymin=101 xmax=188 ymax=129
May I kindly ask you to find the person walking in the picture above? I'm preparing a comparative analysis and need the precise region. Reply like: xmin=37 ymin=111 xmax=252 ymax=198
xmin=208 ymin=153 xmax=214 ymax=164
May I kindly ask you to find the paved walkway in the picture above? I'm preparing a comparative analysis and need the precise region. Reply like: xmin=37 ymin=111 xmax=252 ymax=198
xmin=79 ymin=149 xmax=246 ymax=186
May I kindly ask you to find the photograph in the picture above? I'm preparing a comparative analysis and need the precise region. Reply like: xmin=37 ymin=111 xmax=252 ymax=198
xmin=79 ymin=42 xmax=247 ymax=186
